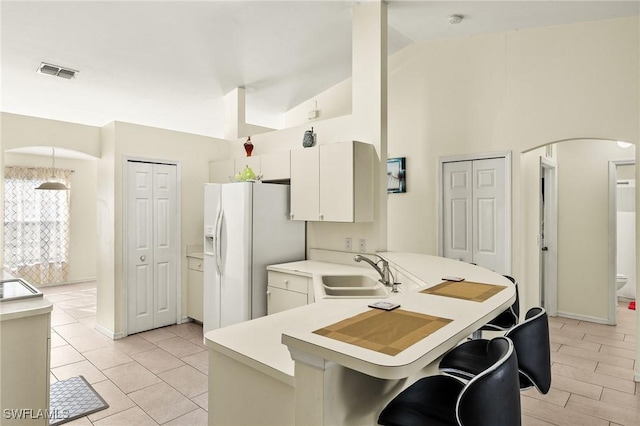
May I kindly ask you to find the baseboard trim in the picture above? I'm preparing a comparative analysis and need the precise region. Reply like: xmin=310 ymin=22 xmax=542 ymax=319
xmin=95 ymin=323 xmax=124 ymax=340
xmin=36 ymin=278 xmax=97 ymax=288
xmin=556 ymin=311 xmax=611 ymax=325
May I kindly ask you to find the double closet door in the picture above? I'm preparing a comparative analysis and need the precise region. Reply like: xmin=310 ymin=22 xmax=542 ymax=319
xmin=126 ymin=160 xmax=178 ymax=335
xmin=442 ymin=157 xmax=509 ymax=274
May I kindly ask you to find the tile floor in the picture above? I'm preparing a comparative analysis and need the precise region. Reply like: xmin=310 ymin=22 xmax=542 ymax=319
xmin=522 ymin=304 xmax=640 ymax=426
xmin=42 ymin=281 xmax=639 ymax=425
xmin=44 ymin=282 xmax=207 ymax=426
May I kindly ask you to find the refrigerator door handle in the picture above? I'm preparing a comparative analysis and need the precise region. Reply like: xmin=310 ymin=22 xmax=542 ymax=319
xmin=214 ymin=198 xmax=223 ymax=275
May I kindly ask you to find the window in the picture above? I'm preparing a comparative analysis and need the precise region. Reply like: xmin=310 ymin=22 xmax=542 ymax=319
xmin=3 ymin=166 xmax=71 ymax=284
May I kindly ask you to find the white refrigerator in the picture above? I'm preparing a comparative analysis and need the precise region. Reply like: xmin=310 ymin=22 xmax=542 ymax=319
xmin=203 ymin=182 xmax=305 ymax=334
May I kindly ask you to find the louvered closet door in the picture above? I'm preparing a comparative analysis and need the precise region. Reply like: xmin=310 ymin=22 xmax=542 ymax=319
xmin=127 ymin=161 xmax=178 ymax=335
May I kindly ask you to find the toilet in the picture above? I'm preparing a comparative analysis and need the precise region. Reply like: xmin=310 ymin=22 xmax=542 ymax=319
xmin=616 ymin=274 xmax=628 ymax=291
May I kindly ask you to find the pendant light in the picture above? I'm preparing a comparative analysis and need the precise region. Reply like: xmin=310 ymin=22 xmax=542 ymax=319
xmin=36 ymin=148 xmax=70 ymax=191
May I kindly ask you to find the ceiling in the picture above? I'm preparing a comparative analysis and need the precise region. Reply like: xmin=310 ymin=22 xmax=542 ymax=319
xmin=2 ymin=1 xmax=639 ymax=141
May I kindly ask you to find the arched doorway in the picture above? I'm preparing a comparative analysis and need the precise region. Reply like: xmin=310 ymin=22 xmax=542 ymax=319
xmin=521 ymin=138 xmax=636 ymax=326
xmin=2 ymin=146 xmax=99 ymax=286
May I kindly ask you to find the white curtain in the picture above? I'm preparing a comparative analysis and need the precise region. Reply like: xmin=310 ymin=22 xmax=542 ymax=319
xmin=3 ymin=166 xmax=71 ymax=284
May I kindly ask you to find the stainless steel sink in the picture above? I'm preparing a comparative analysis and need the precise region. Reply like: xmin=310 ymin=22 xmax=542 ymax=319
xmin=320 ymin=275 xmax=388 ymax=298
xmin=0 ymin=279 xmax=43 ymax=302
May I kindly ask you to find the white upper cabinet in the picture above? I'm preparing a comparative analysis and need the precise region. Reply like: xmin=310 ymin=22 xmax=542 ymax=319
xmin=290 ymin=147 xmax=320 ymax=220
xmin=260 ymin=151 xmax=291 ymax=181
xmin=291 ymin=141 xmax=374 ymax=222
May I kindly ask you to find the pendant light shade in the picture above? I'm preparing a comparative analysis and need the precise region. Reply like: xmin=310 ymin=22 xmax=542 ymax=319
xmin=36 ymin=181 xmax=70 ymax=190
xmin=36 ymin=148 xmax=70 ymax=191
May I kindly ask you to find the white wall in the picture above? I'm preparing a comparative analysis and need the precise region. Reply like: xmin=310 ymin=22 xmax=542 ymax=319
xmin=96 ymin=121 xmax=228 ymax=337
xmin=285 ymin=78 xmax=352 ymax=128
xmin=287 ymin=16 xmax=639 ymax=320
xmin=3 ymin=152 xmax=98 ymax=284
xmin=1 ymin=112 xmax=102 ymax=269
xmin=556 ymin=140 xmax=635 ymax=321
xmin=1 ymin=112 xmax=101 ymax=157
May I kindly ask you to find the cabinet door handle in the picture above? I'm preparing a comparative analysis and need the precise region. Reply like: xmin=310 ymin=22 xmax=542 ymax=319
xmin=284 ymin=280 xmax=289 ymax=286
xmin=140 ymin=255 xmax=146 ymax=262
xmin=319 ymin=213 xmax=324 ymax=220
xmin=290 ymin=213 xmax=294 ymax=220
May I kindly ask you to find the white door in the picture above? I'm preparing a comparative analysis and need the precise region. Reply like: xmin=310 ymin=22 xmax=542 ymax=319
xmin=443 ymin=161 xmax=473 ymax=264
xmin=540 ymin=158 xmax=558 ymax=316
xmin=127 ymin=161 xmax=178 ymax=335
xmin=442 ymin=157 xmax=509 ymax=274
xmin=472 ymin=158 xmax=506 ymax=273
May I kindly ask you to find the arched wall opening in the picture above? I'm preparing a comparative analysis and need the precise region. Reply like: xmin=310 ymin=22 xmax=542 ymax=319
xmin=520 ymin=138 xmax=636 ymax=324
xmin=2 ymin=145 xmax=99 ymax=285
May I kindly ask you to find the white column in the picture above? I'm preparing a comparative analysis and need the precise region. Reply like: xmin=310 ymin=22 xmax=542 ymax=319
xmin=223 ymin=87 xmax=246 ymax=140
xmin=352 ymin=0 xmax=388 ymax=251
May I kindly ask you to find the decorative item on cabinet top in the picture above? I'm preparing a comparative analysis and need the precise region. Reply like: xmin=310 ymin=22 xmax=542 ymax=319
xmin=387 ymin=157 xmax=406 ymax=193
xmin=231 ymin=165 xmax=262 ymax=182
xmin=302 ymin=127 xmax=316 ymax=148
xmin=244 ymin=136 xmax=254 ymax=157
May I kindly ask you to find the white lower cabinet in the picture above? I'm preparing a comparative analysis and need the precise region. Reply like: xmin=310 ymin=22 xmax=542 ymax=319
xmin=187 ymin=256 xmax=204 ymax=322
xmin=267 ymin=271 xmax=313 ymax=315
xmin=0 ymin=307 xmax=51 ymax=426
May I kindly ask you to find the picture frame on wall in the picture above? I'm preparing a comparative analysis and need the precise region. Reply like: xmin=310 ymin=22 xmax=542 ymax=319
xmin=387 ymin=157 xmax=406 ymax=193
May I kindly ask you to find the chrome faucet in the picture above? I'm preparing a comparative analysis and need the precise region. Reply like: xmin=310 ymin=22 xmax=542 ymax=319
xmin=353 ymin=254 xmax=399 ymax=292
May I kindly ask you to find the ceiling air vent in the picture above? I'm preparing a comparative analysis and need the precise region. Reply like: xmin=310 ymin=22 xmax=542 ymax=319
xmin=37 ymin=62 xmax=78 ymax=79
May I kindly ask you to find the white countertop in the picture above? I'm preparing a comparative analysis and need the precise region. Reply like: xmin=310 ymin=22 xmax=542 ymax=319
xmin=205 ymin=253 xmax=514 ymax=382
xmin=0 ymin=272 xmax=53 ymax=321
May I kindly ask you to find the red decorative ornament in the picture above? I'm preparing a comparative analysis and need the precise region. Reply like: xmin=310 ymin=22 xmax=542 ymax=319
xmin=244 ymin=136 xmax=254 ymax=157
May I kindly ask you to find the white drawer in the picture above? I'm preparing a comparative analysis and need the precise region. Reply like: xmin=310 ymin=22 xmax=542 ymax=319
xmin=268 ymin=271 xmax=308 ymax=294
xmin=188 ymin=257 xmax=204 ymax=272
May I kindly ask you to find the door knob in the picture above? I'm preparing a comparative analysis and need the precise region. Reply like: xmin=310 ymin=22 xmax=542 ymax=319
xmin=140 ymin=255 xmax=146 ymax=261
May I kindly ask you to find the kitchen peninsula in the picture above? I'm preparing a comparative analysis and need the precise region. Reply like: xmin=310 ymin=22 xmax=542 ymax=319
xmin=204 ymin=252 xmax=515 ymax=425
xmin=0 ymin=273 xmax=52 ymax=426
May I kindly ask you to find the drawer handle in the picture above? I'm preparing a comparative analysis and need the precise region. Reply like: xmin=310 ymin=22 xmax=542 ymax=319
xmin=197 ymin=263 xmax=202 ymax=268
xmin=140 ymin=255 xmax=146 ymax=262
xmin=284 ymin=280 xmax=289 ymax=285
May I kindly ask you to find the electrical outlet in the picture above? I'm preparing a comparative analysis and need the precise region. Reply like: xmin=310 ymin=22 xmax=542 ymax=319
xmin=359 ymin=239 xmax=366 ymax=252
xmin=345 ymin=237 xmax=352 ymax=251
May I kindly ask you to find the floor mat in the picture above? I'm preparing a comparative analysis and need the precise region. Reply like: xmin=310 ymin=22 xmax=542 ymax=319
xmin=49 ymin=375 xmax=109 ymax=425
